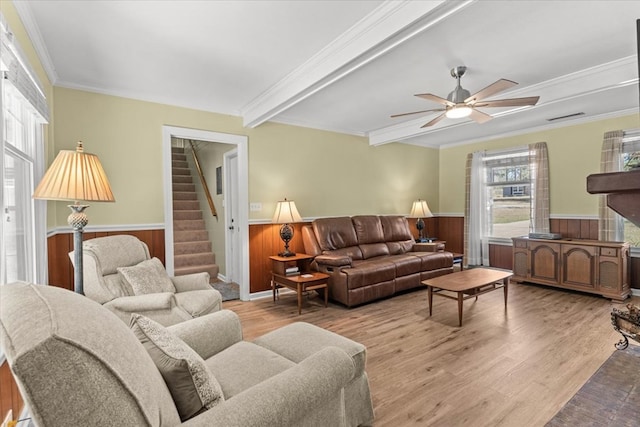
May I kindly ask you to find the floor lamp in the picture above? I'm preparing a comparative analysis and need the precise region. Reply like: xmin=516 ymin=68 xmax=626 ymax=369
xmin=409 ymin=199 xmax=434 ymax=243
xmin=33 ymin=141 xmax=115 ymax=294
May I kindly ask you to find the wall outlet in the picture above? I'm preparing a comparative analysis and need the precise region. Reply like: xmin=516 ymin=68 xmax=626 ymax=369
xmin=1 ymin=409 xmax=12 ymax=427
xmin=249 ymin=202 xmax=262 ymax=212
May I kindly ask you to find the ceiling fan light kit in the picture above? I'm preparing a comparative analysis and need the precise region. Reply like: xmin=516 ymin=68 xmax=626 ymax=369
xmin=392 ymin=66 xmax=540 ymax=127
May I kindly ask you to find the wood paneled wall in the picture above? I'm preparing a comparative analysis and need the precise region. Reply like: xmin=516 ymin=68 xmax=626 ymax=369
xmin=550 ymin=218 xmax=599 ymax=240
xmin=0 ymin=362 xmax=22 ymax=426
xmin=47 ymin=229 xmax=165 ymax=290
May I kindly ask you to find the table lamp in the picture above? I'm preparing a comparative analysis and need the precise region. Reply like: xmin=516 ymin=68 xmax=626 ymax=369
xmin=33 ymin=141 xmax=115 ymax=294
xmin=272 ymin=198 xmax=302 ymax=257
xmin=409 ymin=199 xmax=433 ymax=242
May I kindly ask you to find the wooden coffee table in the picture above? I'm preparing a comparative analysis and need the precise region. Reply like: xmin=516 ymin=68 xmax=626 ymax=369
xmin=422 ymin=268 xmax=512 ymax=326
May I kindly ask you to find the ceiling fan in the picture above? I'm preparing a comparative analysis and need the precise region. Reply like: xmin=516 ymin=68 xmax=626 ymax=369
xmin=391 ymin=66 xmax=540 ymax=128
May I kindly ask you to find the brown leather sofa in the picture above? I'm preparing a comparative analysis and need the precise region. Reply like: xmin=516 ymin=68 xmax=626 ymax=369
xmin=302 ymin=215 xmax=453 ymax=307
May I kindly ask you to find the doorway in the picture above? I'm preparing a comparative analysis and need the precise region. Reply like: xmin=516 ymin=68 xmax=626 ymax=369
xmin=162 ymin=126 xmax=250 ymax=301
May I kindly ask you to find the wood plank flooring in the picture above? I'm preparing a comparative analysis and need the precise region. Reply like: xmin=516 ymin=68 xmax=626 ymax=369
xmin=224 ymin=283 xmax=639 ymax=427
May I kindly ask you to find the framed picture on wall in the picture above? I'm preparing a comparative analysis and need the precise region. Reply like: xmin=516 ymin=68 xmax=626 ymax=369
xmin=216 ymin=166 xmax=222 ymax=194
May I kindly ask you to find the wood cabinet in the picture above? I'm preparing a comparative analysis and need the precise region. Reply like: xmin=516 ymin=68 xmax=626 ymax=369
xmin=512 ymin=237 xmax=630 ymax=301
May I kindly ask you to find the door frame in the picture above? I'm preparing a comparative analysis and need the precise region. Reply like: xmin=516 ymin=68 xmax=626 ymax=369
xmin=162 ymin=125 xmax=250 ymax=301
xmin=223 ymin=148 xmax=241 ymax=287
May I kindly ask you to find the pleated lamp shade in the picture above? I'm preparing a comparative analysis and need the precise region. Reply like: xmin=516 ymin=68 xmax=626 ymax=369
xmin=272 ymin=199 xmax=302 ymax=224
xmin=409 ymin=200 xmax=433 ymax=218
xmin=33 ymin=141 xmax=115 ymax=203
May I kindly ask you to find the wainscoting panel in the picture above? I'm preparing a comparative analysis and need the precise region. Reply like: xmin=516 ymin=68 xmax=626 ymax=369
xmin=0 ymin=361 xmax=22 ymax=427
xmin=249 ymin=223 xmax=310 ymax=294
xmin=489 ymin=244 xmax=514 ymax=270
xmin=46 ymin=229 xmax=165 ymax=290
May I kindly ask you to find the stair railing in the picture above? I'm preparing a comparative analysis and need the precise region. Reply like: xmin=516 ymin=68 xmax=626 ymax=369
xmin=188 ymin=140 xmax=218 ymax=219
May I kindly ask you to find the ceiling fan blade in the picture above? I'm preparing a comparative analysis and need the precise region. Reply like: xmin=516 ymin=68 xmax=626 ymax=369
xmin=390 ymin=108 xmax=445 ymax=118
xmin=415 ymin=93 xmax=454 ymax=107
xmin=474 ymin=96 xmax=540 ymax=108
xmin=421 ymin=112 xmax=447 ymax=128
xmin=469 ymin=108 xmax=493 ymax=124
xmin=465 ymin=79 xmax=517 ymax=104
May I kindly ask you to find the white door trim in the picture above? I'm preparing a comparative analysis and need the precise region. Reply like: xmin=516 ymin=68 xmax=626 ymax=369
xmin=162 ymin=125 xmax=250 ymax=301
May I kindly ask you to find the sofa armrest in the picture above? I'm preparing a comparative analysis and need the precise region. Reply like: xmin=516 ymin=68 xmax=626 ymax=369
xmin=168 ymin=309 xmax=242 ymax=359
xmin=412 ymin=242 xmax=445 ymax=252
xmin=105 ymin=292 xmax=177 ymax=312
xmin=315 ymin=254 xmax=352 ymax=268
xmin=182 ymin=346 xmax=355 ymax=427
xmin=171 ymin=272 xmax=211 ymax=292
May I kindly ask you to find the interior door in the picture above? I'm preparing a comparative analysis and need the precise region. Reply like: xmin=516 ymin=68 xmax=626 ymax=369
xmin=224 ymin=149 xmax=241 ymax=283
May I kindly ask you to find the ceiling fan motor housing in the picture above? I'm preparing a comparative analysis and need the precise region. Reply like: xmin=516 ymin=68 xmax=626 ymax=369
xmin=448 ymin=66 xmax=470 ymax=103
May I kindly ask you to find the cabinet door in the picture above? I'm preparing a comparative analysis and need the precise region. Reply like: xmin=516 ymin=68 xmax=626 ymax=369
xmin=562 ymin=244 xmax=596 ymax=290
xmin=512 ymin=247 xmax=529 ymax=279
xmin=530 ymin=242 xmax=560 ymax=285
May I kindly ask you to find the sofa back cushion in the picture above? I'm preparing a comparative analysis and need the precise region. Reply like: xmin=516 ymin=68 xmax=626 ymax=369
xmin=0 ymin=282 xmax=181 ymax=427
xmin=381 ymin=216 xmax=415 ymax=254
xmin=313 ymin=217 xmax=364 ymax=260
xmin=352 ymin=216 xmax=390 ymax=259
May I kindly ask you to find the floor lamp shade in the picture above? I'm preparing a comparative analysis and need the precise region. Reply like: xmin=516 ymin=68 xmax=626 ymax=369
xmin=272 ymin=198 xmax=302 ymax=257
xmin=409 ymin=199 xmax=434 ymax=242
xmin=33 ymin=141 xmax=115 ymax=294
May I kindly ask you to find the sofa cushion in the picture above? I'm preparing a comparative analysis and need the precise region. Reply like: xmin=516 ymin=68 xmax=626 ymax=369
xmin=118 ymin=258 xmax=176 ymax=295
xmin=314 ymin=217 xmax=359 ymax=251
xmin=130 ymin=314 xmax=224 ymax=421
xmin=381 ymin=216 xmax=415 ymax=254
xmin=83 ymin=234 xmax=149 ymax=275
xmin=386 ymin=254 xmax=423 ymax=276
xmin=253 ymin=322 xmax=367 ymax=379
xmin=411 ymin=251 xmax=454 ymax=270
xmin=205 ymin=341 xmax=295 ymax=399
xmin=352 ymin=215 xmax=385 ymax=244
xmin=344 ymin=260 xmax=396 ymax=289
xmin=174 ymin=289 xmax=221 ymax=317
xmin=360 ymin=243 xmax=390 ymax=259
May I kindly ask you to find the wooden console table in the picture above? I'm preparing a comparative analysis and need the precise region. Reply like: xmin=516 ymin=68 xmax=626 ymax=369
xmin=512 ymin=237 xmax=630 ymax=301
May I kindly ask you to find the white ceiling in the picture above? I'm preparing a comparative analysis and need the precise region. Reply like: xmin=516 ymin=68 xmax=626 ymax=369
xmin=13 ymin=0 xmax=640 ymax=148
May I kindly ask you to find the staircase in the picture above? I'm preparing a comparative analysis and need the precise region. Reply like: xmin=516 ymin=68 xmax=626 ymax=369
xmin=171 ymin=146 xmax=219 ymax=281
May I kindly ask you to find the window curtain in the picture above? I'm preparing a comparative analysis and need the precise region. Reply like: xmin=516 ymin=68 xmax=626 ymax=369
xmin=598 ymin=130 xmax=624 ymax=241
xmin=529 ymin=142 xmax=550 ymax=233
xmin=464 ymin=151 xmax=489 ymax=266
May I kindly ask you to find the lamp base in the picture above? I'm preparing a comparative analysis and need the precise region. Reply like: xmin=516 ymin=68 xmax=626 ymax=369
xmin=278 ymin=249 xmax=296 ymax=257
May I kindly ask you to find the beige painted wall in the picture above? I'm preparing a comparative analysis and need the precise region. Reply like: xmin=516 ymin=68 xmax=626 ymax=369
xmin=53 ymin=87 xmax=439 ymax=227
xmin=439 ymin=114 xmax=640 ymax=216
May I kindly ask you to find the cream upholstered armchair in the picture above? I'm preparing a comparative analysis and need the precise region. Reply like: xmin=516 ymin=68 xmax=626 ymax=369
xmin=72 ymin=234 xmax=222 ymax=326
xmin=0 ymin=282 xmax=374 ymax=426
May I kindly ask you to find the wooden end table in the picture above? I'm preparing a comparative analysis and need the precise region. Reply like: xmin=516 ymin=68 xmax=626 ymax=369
xmin=269 ymin=254 xmax=329 ymax=315
xmin=422 ymin=268 xmax=512 ymax=326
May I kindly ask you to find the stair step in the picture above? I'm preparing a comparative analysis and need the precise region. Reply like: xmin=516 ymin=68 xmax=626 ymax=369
xmin=174 ymin=252 xmax=216 ymax=268
xmin=172 ymin=160 xmax=188 ymax=168
xmin=173 ymin=183 xmax=196 ymax=192
xmin=172 ymin=153 xmax=187 ymax=161
xmin=174 ymin=219 xmax=206 ymax=231
xmin=174 ymin=229 xmax=209 ymax=243
xmin=173 ymin=200 xmax=200 ymax=211
xmin=173 ymin=210 xmax=203 ymax=221
xmin=173 ymin=191 xmax=197 ymax=201
xmin=175 ymin=240 xmax=211 ymax=255
xmin=171 ymin=147 xmax=185 ymax=154
xmin=172 ymin=167 xmax=191 ymax=176
xmin=174 ymin=264 xmax=219 ymax=280
xmin=172 ymin=175 xmax=193 ymax=184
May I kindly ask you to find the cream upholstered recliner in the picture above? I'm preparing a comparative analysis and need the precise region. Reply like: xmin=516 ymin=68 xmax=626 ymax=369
xmin=72 ymin=234 xmax=222 ymax=326
xmin=0 ymin=282 xmax=374 ymax=426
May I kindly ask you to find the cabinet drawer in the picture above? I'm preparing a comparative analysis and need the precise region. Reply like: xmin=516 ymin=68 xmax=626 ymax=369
xmin=514 ymin=240 xmax=528 ymax=249
xmin=600 ymin=247 xmax=618 ymax=257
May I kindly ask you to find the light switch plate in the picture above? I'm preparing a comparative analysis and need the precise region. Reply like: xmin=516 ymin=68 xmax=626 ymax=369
xmin=249 ymin=202 xmax=262 ymax=212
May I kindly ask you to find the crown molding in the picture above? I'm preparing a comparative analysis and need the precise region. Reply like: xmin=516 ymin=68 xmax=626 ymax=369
xmin=12 ymin=0 xmax=58 ymax=85
xmin=240 ymin=0 xmax=474 ymax=129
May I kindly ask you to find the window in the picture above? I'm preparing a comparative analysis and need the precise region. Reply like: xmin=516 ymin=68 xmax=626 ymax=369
xmin=484 ymin=150 xmax=531 ymax=239
xmin=1 ymin=16 xmax=48 ymax=285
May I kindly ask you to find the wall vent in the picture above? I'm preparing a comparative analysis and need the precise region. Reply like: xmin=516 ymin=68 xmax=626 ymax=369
xmin=546 ymin=112 xmax=585 ymax=122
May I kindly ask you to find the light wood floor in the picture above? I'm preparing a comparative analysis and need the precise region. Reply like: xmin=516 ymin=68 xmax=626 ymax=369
xmin=224 ymin=284 xmax=639 ymax=427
